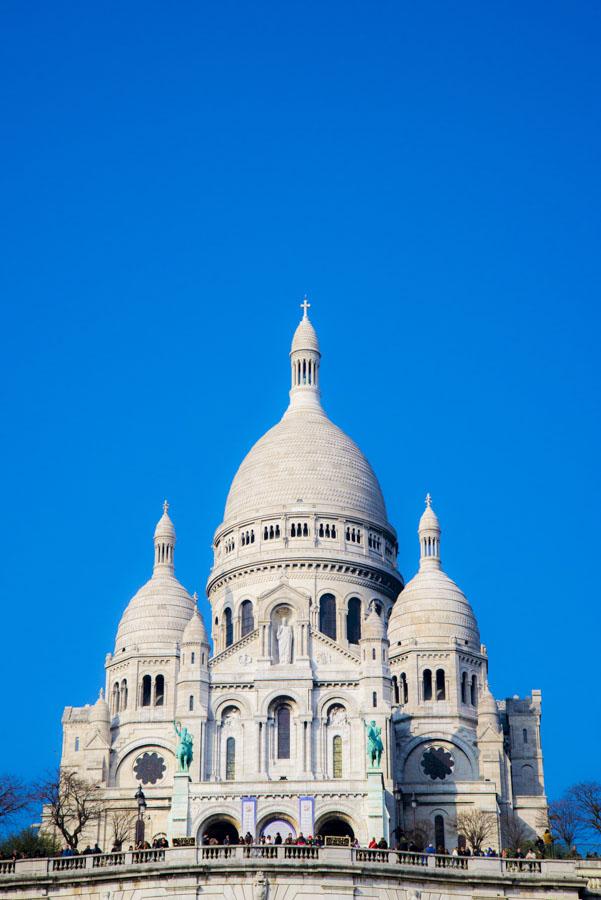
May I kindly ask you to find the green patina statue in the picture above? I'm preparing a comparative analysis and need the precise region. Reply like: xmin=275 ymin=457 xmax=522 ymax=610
xmin=173 ymin=720 xmax=193 ymax=773
xmin=365 ymin=720 xmax=384 ymax=769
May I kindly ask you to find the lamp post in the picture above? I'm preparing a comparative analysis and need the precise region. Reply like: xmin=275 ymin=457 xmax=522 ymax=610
xmin=134 ymin=787 xmax=147 ymax=846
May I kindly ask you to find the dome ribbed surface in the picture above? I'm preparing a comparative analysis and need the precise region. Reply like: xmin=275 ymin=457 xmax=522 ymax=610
xmin=115 ymin=573 xmax=195 ymax=652
xmin=291 ymin=316 xmax=320 ymax=353
xmin=388 ymin=567 xmax=480 ymax=647
xmin=223 ymin=407 xmax=388 ymax=527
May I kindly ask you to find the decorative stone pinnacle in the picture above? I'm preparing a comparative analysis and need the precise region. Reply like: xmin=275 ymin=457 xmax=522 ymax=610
xmin=99 ymin=688 xmax=104 ymax=700
xmin=193 ymin=591 xmax=198 ymax=602
xmin=163 ymin=499 xmax=169 ymax=514
xmin=425 ymin=492 xmax=432 ymax=508
xmin=300 ymin=296 xmax=311 ymax=318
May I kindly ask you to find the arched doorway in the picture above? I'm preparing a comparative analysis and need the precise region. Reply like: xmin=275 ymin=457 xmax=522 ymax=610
xmin=260 ymin=818 xmax=296 ymax=841
xmin=317 ymin=816 xmax=355 ymax=841
xmin=199 ymin=815 xmax=239 ymax=845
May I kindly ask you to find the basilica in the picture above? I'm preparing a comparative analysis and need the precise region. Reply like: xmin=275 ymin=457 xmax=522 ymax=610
xmin=58 ymin=305 xmax=547 ymax=852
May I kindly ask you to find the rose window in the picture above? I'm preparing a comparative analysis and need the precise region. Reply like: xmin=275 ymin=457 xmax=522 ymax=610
xmin=134 ymin=751 xmax=166 ymax=785
xmin=420 ymin=746 xmax=454 ymax=781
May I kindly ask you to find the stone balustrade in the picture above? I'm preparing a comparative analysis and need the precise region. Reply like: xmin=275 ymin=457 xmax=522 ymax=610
xmin=0 ymin=845 xmax=593 ymax=881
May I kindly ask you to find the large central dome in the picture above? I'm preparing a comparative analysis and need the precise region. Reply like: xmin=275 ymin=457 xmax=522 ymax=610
xmin=223 ymin=405 xmax=388 ymax=526
xmin=221 ymin=305 xmax=390 ymax=530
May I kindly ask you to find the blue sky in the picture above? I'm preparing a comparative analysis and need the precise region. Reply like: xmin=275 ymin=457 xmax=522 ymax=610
xmin=0 ymin=1 xmax=599 ymax=807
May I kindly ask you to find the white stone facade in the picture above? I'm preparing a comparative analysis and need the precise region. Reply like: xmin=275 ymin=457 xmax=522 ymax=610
xmin=55 ymin=305 xmax=547 ymax=854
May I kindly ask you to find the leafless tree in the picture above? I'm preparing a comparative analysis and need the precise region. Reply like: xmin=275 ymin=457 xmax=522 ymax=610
xmin=569 ymin=782 xmax=601 ymax=838
xmin=109 ymin=810 xmax=137 ymax=849
xmin=501 ymin=811 xmax=532 ymax=852
xmin=36 ymin=770 xmax=105 ymax=850
xmin=453 ymin=809 xmax=497 ymax=852
xmin=545 ymin=798 xmax=583 ymax=849
xmin=0 ymin=775 xmax=32 ymax=824
xmin=402 ymin=818 xmax=431 ymax=851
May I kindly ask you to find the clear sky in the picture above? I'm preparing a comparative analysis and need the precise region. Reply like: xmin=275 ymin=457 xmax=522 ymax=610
xmin=0 ymin=1 xmax=599 ymax=806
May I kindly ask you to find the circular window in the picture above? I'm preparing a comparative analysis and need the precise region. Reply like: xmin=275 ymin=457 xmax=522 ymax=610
xmin=134 ymin=751 xmax=166 ymax=785
xmin=421 ymin=746 xmax=454 ymax=781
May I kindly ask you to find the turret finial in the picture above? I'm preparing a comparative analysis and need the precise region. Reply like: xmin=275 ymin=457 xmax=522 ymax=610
xmin=163 ymin=499 xmax=169 ymax=515
xmin=300 ymin=296 xmax=311 ymax=318
xmin=425 ymin=492 xmax=432 ymax=508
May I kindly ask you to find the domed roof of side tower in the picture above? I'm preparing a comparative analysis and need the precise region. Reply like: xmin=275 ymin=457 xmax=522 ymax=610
xmin=222 ymin=301 xmax=390 ymax=530
xmin=182 ymin=600 xmax=209 ymax=645
xmin=387 ymin=496 xmax=480 ymax=649
xmin=114 ymin=503 xmax=196 ymax=653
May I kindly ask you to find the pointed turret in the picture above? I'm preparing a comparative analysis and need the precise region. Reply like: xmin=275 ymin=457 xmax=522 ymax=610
xmin=288 ymin=298 xmax=322 ymax=412
xmin=418 ymin=493 xmax=441 ymax=570
xmin=154 ymin=499 xmax=176 ymax=573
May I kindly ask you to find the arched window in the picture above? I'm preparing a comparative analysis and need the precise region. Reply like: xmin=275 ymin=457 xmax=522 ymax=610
xmin=372 ymin=647 xmax=376 ymax=660
xmin=372 ymin=691 xmax=377 ymax=707
xmin=436 ymin=669 xmax=446 ymax=701
xmin=333 ymin=735 xmax=343 ymax=778
xmin=346 ymin=597 xmax=362 ymax=644
xmin=423 ymin=669 xmax=433 ymax=701
xmin=226 ymin=737 xmax=236 ymax=780
xmin=523 ymin=728 xmax=528 ymax=744
xmin=434 ymin=815 xmax=445 ymax=853
xmin=400 ymin=672 xmax=408 ymax=704
xmin=191 ymin=652 xmax=195 ymax=664
xmin=319 ymin=594 xmax=337 ymax=640
xmin=141 ymin=674 xmax=152 ymax=707
xmin=74 ymin=736 xmax=80 ymax=752
xmin=291 ymin=523 xmax=296 ymax=537
xmin=470 ymin=674 xmax=478 ymax=707
xmin=240 ymin=600 xmax=254 ymax=637
xmin=189 ymin=695 xmax=194 ymax=711
xmin=112 ymin=681 xmax=120 ymax=713
xmin=276 ymin=706 xmax=291 ymax=759
xmin=224 ymin=608 xmax=233 ymax=647
xmin=461 ymin=672 xmax=468 ymax=704
xmin=392 ymin=675 xmax=399 ymax=704
xmin=120 ymin=679 xmax=128 ymax=710
xmin=155 ymin=674 xmax=165 ymax=706
xmin=302 ymin=522 xmax=309 ymax=537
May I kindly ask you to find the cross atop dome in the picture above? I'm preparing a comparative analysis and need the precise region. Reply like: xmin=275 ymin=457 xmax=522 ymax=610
xmin=300 ymin=296 xmax=311 ymax=318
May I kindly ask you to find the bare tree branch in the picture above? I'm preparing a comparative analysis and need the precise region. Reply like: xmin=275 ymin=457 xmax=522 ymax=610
xmin=0 ymin=775 xmax=32 ymax=824
xmin=547 ymin=798 xmax=583 ymax=848
xmin=109 ymin=810 xmax=137 ymax=849
xmin=501 ymin=811 xmax=532 ymax=852
xmin=569 ymin=782 xmax=601 ymax=838
xmin=453 ymin=809 xmax=497 ymax=852
xmin=36 ymin=770 xmax=105 ymax=851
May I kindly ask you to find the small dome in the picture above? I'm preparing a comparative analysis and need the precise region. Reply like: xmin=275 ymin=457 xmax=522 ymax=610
xmin=419 ymin=496 xmax=440 ymax=532
xmin=89 ymin=689 xmax=110 ymax=724
xmin=154 ymin=500 xmax=176 ymax=540
xmin=291 ymin=310 xmax=320 ymax=354
xmin=388 ymin=566 xmax=480 ymax=648
xmin=363 ymin=607 xmax=386 ymax=640
xmin=115 ymin=572 xmax=195 ymax=652
xmin=182 ymin=604 xmax=209 ymax=645
xmin=478 ymin=681 xmax=501 ymax=730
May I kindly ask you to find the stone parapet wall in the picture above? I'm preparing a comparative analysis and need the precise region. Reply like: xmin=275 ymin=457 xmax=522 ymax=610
xmin=0 ymin=845 xmax=590 ymax=900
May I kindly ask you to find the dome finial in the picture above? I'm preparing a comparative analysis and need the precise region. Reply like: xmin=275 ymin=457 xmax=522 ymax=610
xmin=425 ymin=492 xmax=432 ymax=508
xmin=163 ymin=498 xmax=169 ymax=514
xmin=300 ymin=295 xmax=311 ymax=318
